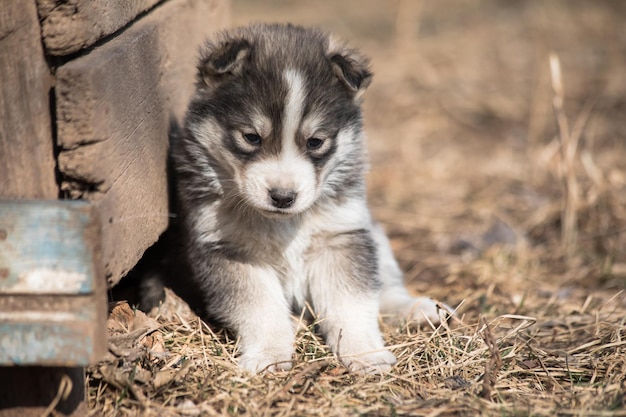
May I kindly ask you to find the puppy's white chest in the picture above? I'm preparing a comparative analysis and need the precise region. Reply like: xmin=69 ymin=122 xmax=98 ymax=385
xmin=276 ymin=199 xmax=372 ymax=310
xmin=279 ymin=230 xmax=311 ymax=311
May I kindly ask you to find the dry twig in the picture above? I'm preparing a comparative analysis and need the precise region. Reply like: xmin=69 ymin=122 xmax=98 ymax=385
xmin=549 ymin=53 xmax=579 ymax=258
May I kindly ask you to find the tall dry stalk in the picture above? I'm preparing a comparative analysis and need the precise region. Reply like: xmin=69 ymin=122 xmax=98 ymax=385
xmin=549 ymin=53 xmax=579 ymax=258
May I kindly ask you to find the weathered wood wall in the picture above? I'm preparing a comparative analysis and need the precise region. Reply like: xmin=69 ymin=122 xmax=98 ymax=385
xmin=1 ymin=0 xmax=228 ymax=286
xmin=0 ymin=0 xmax=58 ymax=199
xmin=52 ymin=0 xmax=229 ymax=286
xmin=37 ymin=0 xmax=162 ymax=56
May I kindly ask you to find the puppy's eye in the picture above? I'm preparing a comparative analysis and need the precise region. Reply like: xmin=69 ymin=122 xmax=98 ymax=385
xmin=243 ymin=133 xmax=262 ymax=146
xmin=307 ymin=137 xmax=324 ymax=150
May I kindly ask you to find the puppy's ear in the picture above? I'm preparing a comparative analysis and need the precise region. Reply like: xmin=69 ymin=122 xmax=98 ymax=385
xmin=327 ymin=37 xmax=372 ymax=99
xmin=198 ymin=38 xmax=251 ymax=88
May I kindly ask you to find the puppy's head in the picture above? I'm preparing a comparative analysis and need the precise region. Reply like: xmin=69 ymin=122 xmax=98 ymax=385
xmin=184 ymin=23 xmax=372 ymax=217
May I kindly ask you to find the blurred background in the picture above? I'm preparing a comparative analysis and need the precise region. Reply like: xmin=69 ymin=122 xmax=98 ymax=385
xmin=232 ymin=0 xmax=626 ymax=310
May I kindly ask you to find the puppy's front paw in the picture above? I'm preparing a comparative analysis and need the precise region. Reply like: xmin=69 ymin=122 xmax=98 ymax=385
xmin=238 ymin=344 xmax=294 ymax=374
xmin=331 ymin=330 xmax=397 ymax=374
xmin=405 ymin=297 xmax=454 ymax=325
xmin=341 ymin=349 xmax=397 ymax=374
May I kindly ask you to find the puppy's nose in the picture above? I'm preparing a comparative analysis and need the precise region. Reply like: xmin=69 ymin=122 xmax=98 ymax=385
xmin=269 ymin=188 xmax=297 ymax=209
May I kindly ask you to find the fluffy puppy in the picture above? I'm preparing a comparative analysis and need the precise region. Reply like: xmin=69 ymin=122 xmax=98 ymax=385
xmin=156 ymin=23 xmax=449 ymax=374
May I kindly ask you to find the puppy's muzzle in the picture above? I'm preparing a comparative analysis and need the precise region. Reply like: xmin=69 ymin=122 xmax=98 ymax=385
xmin=269 ymin=188 xmax=297 ymax=209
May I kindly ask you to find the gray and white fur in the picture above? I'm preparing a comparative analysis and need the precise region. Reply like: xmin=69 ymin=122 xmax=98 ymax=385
xmin=169 ymin=23 xmax=449 ymax=374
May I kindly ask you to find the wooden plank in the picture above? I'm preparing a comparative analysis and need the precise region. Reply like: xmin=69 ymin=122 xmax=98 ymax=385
xmin=0 ymin=296 xmax=100 ymax=366
xmin=0 ymin=0 xmax=57 ymax=199
xmin=0 ymin=200 xmax=105 ymax=417
xmin=36 ymin=0 xmax=161 ymax=56
xmin=55 ymin=0 xmax=229 ymax=286
xmin=0 ymin=202 xmax=98 ymax=295
xmin=0 ymin=200 xmax=106 ymax=365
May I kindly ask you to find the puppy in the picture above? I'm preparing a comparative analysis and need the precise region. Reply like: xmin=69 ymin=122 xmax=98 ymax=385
xmin=163 ymin=23 xmax=448 ymax=374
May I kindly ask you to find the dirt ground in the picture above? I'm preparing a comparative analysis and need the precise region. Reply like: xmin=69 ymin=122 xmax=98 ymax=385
xmin=89 ymin=1 xmax=626 ymax=415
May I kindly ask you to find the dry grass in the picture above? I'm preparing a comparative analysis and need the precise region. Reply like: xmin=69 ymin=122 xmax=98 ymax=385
xmin=90 ymin=1 xmax=626 ymax=415
xmin=90 ymin=288 xmax=626 ymax=416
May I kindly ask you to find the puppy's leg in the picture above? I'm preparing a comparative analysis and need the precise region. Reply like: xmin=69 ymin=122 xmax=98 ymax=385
xmin=193 ymin=254 xmax=295 ymax=373
xmin=372 ymin=224 xmax=453 ymax=325
xmin=306 ymin=230 xmax=396 ymax=374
